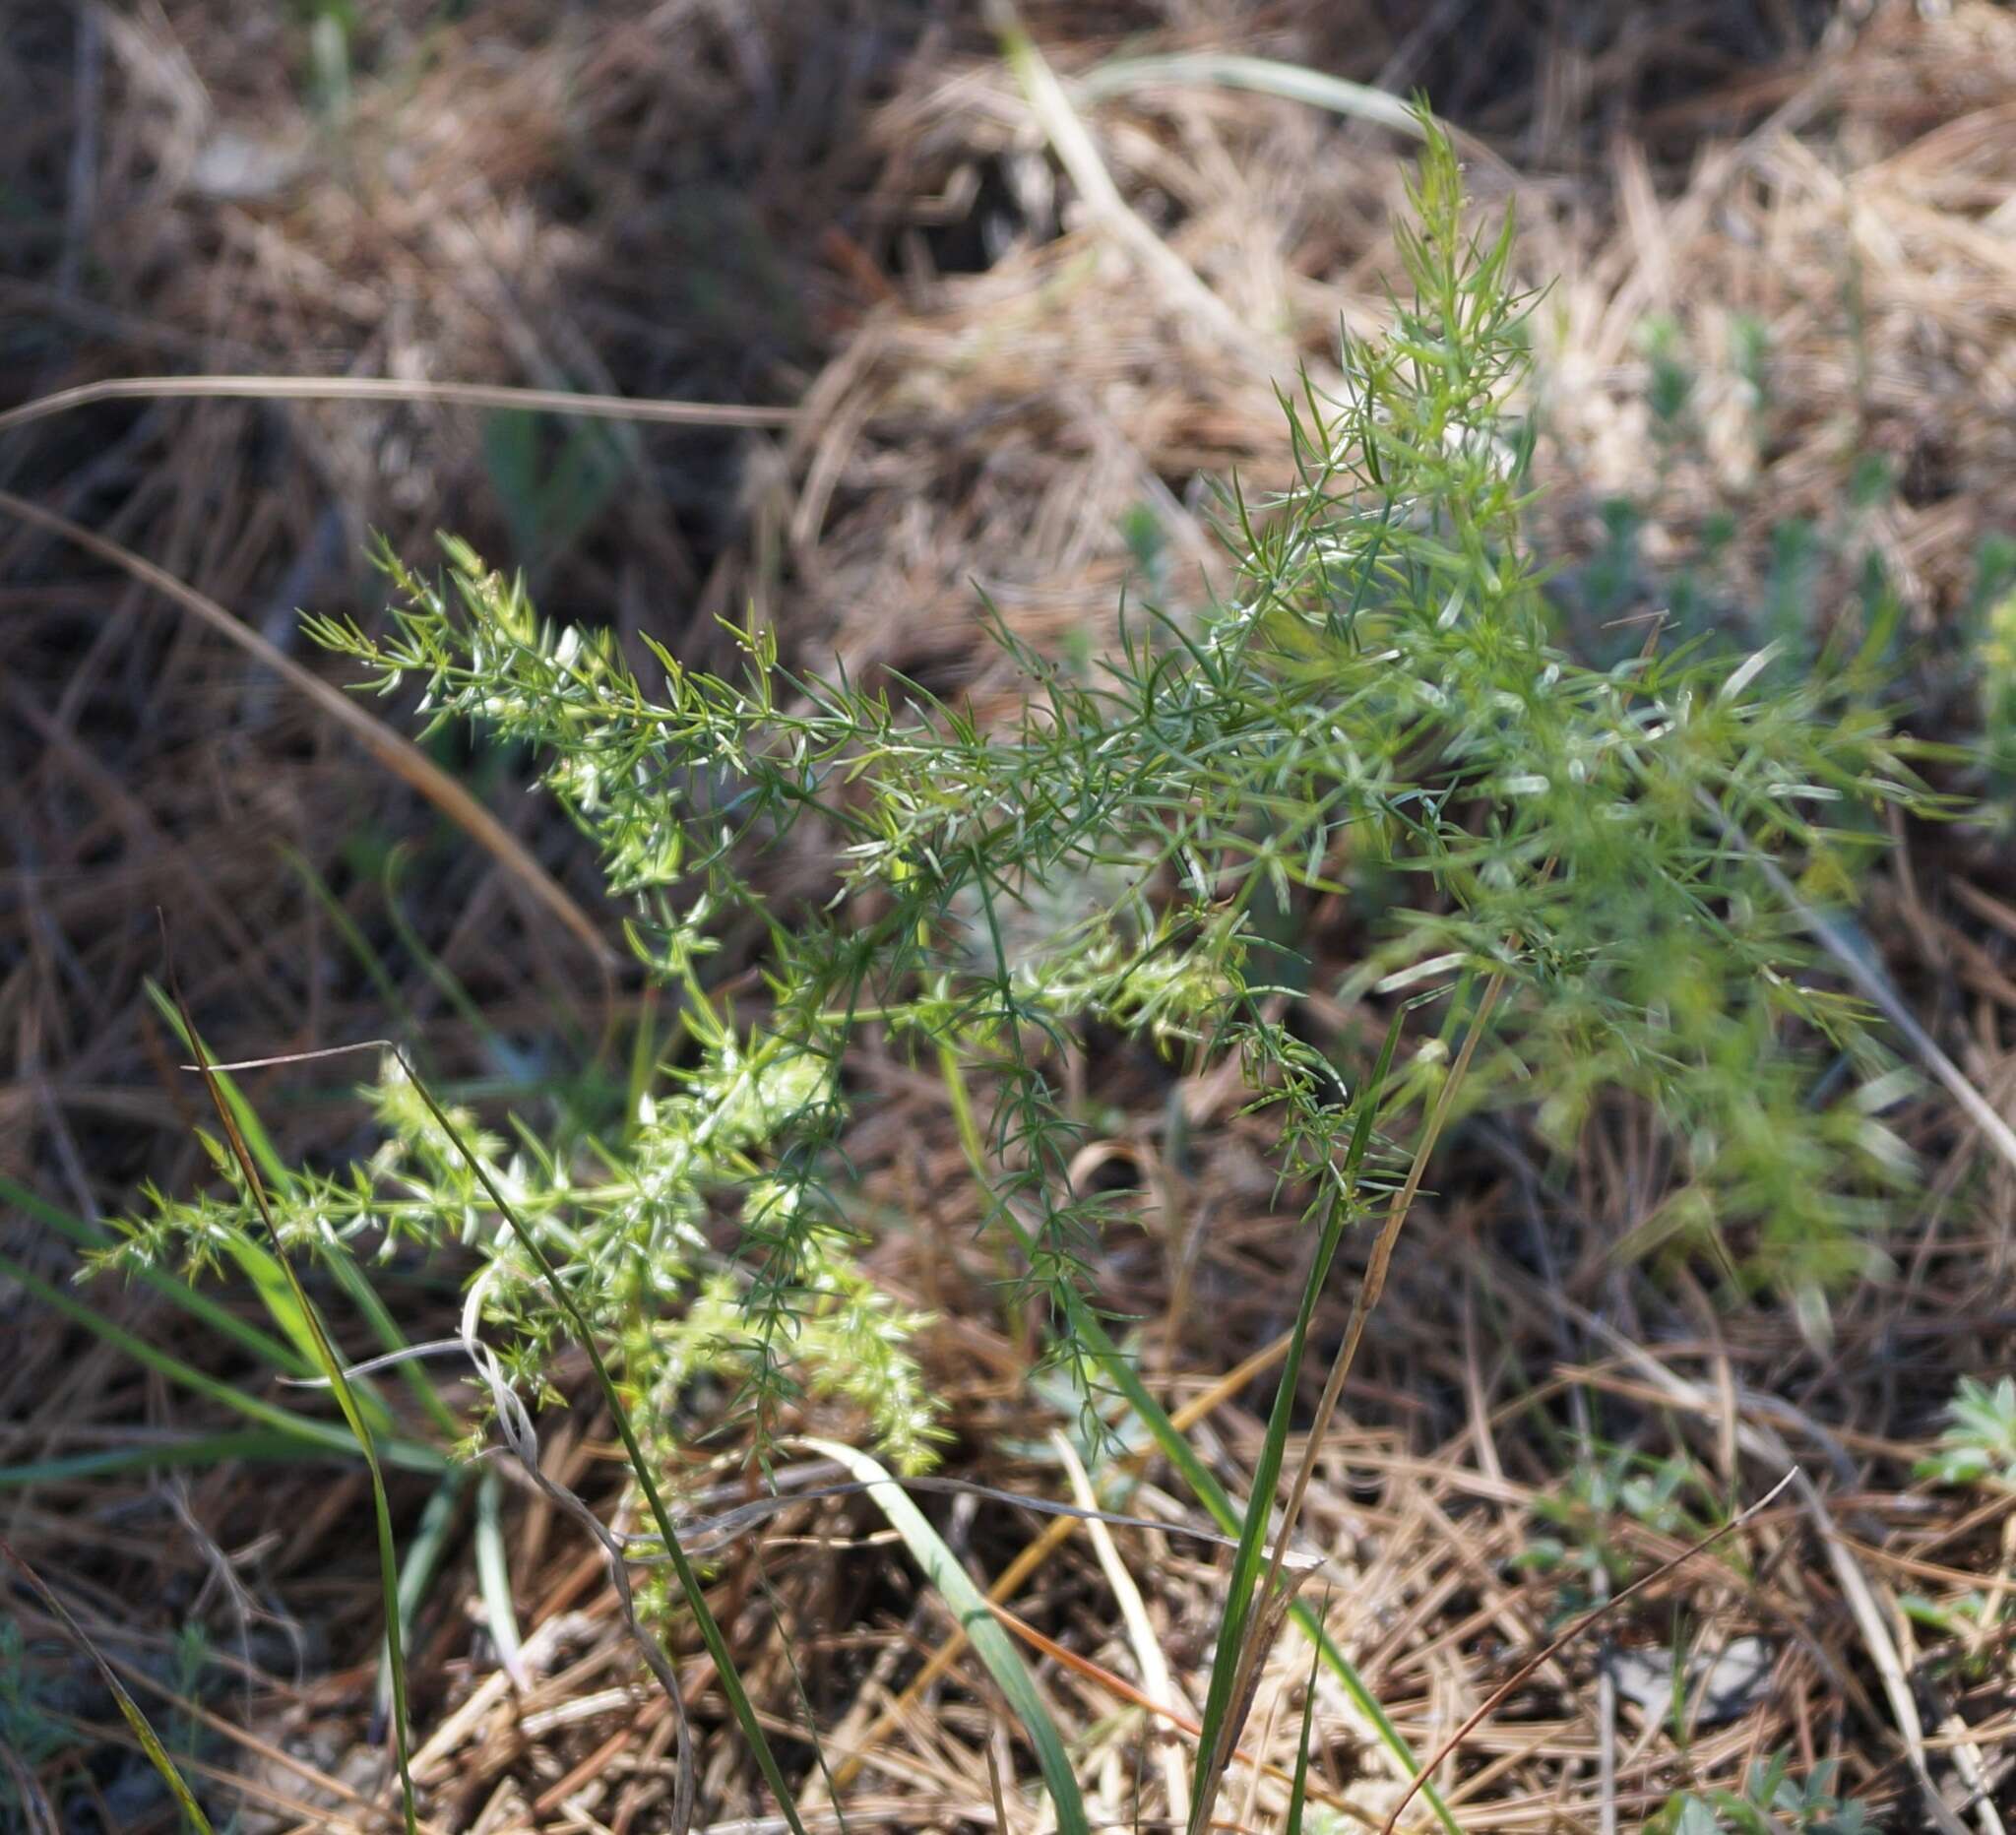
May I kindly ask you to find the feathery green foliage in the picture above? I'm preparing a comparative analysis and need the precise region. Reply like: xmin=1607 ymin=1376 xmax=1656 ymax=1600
xmin=317 ymin=114 xmax=1907 ymax=1326
xmin=114 ymin=114 xmax=1941 ymax=1458
xmin=91 ymin=116 xmax=1951 ymax=1819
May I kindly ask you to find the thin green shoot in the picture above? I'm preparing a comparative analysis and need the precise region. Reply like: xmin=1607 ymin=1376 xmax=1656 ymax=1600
xmin=2 ymin=1536 xmax=216 ymax=1835
xmin=937 ymin=1044 xmax=1459 ymax=1835
xmin=164 ymin=959 xmax=420 ymax=1835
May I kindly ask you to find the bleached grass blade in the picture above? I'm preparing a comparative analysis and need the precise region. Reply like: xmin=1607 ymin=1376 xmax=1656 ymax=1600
xmin=1073 ymin=54 xmax=1512 ymax=176
xmin=474 ymin=1467 xmax=527 ymax=1686
xmin=1054 ymin=1430 xmax=1189 ymax=1822
xmin=805 ymin=1437 xmax=1092 ymax=1835
xmin=1078 ymin=54 xmax=1422 ymax=136
xmin=987 ymin=1 xmax=1272 ymax=374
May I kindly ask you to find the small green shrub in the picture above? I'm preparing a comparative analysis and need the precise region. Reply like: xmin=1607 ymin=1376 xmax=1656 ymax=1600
xmin=1650 ymin=1751 xmax=1877 ymax=1834
xmin=1517 ymin=1447 xmax=1719 ymax=1615
xmin=1916 ymin=1374 xmax=2016 ymax=1491
xmin=109 ymin=118 xmax=1942 ymax=1474
xmin=1902 ymin=1376 xmax=2016 ymax=1690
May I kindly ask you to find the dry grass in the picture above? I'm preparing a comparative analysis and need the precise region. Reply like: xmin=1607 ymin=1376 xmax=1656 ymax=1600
xmin=5 ymin=1 xmax=2016 ymax=1830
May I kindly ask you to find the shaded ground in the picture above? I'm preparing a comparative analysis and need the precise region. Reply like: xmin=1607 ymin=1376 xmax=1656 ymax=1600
xmin=5 ymin=2 xmax=2016 ymax=1829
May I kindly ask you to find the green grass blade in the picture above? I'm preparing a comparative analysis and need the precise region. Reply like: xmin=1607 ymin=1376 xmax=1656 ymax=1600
xmin=0 ymin=1429 xmax=350 ymax=1487
xmin=0 ymin=1246 xmax=442 ymax=1475
xmin=323 ymin=1250 xmax=463 ymax=1440
xmin=377 ymin=1468 xmax=469 ymax=1731
xmin=936 ymin=1037 xmax=1459 ymax=1834
xmin=1184 ymin=1188 xmax=1344 ymax=1817
xmin=1070 ymin=1302 xmax=1460 ymax=1834
xmin=2 ymin=1536 xmax=216 ymax=1833
xmin=306 ymin=1266 xmax=466 ymax=1745
xmin=357 ymin=1454 xmax=418 ymax=1830
xmin=0 ymin=1173 xmax=310 ymax=1378
xmin=1285 ymin=1612 xmax=1324 ymax=1835
xmin=1187 ymin=1013 xmax=1403 ymax=1826
xmin=145 ymin=982 xmax=293 ymax=1191
xmin=143 ymin=986 xmax=405 ymax=1439
xmin=805 ymin=1437 xmax=1090 ymax=1835
xmin=222 ymin=1231 xmax=399 ymax=1436
xmin=164 ymin=972 xmax=420 ymax=1835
